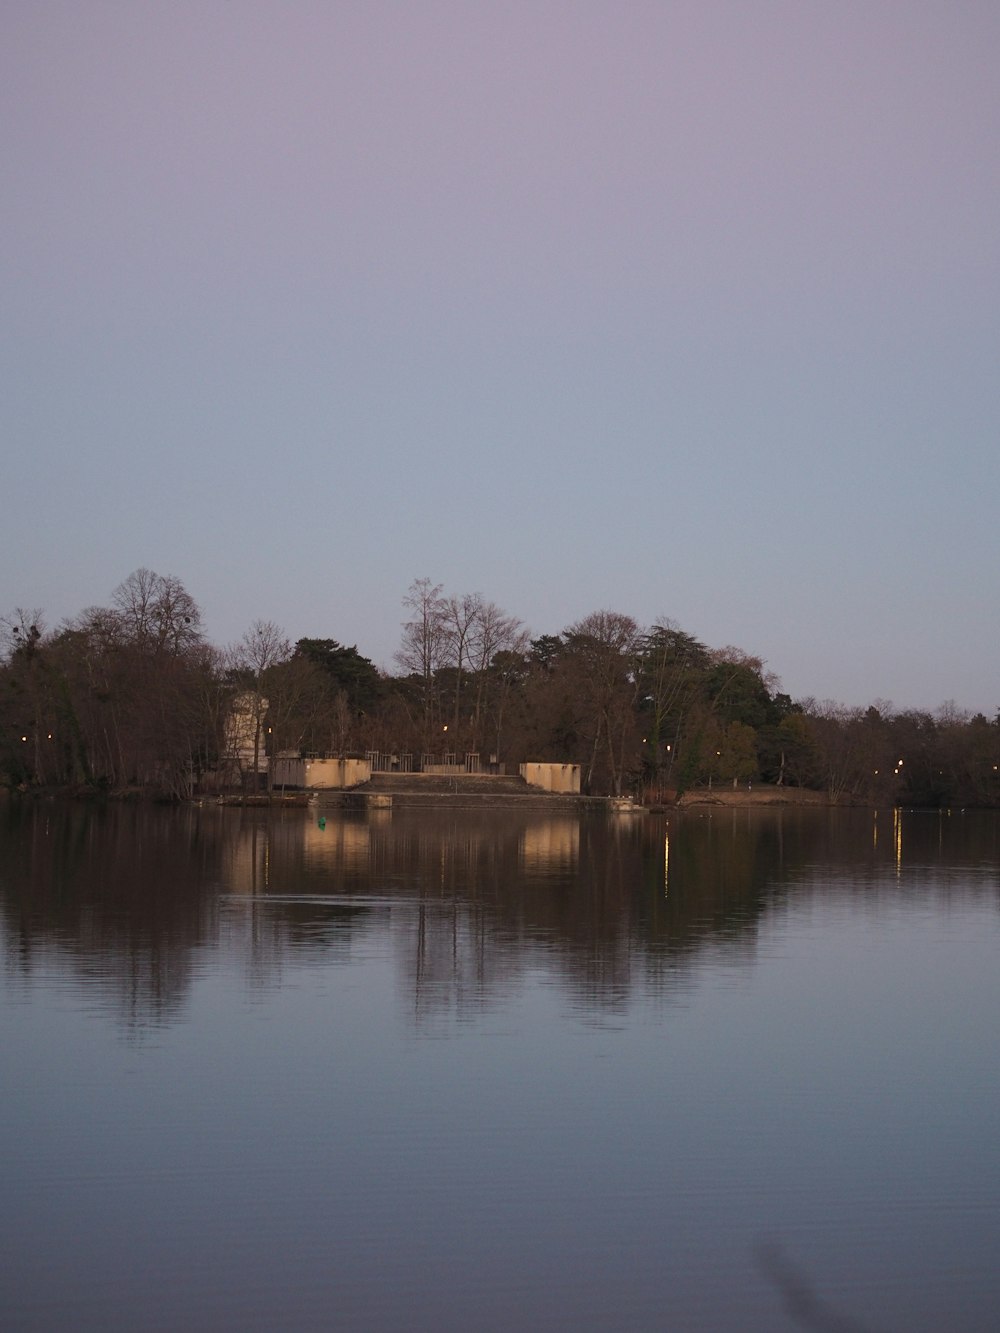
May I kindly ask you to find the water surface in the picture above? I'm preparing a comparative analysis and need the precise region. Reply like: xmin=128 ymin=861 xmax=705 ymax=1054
xmin=2 ymin=802 xmax=998 ymax=1330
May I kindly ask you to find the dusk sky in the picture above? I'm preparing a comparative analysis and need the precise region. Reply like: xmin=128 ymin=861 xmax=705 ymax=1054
xmin=4 ymin=2 xmax=998 ymax=713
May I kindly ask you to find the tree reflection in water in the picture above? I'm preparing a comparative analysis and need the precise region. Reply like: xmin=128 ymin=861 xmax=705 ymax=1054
xmin=3 ymin=802 xmax=998 ymax=1032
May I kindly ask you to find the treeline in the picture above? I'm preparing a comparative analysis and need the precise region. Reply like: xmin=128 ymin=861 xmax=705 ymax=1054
xmin=2 ymin=570 xmax=997 ymax=805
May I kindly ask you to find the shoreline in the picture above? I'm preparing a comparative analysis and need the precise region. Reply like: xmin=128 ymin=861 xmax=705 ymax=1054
xmin=0 ymin=782 xmax=913 ymax=811
xmin=674 ymin=787 xmax=855 ymax=809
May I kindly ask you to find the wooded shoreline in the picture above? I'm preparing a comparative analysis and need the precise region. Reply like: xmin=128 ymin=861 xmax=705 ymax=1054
xmin=4 ymin=569 xmax=997 ymax=808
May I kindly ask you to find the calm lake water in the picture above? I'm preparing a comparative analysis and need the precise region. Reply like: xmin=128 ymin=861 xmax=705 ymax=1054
xmin=2 ymin=800 xmax=999 ymax=1332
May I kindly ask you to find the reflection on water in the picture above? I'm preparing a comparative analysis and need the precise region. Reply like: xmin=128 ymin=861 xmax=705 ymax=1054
xmin=2 ymin=802 xmax=998 ymax=1030
xmin=3 ymin=801 xmax=1000 ymax=1331
xmin=521 ymin=817 xmax=580 ymax=873
xmin=1 ymin=802 xmax=218 ymax=1026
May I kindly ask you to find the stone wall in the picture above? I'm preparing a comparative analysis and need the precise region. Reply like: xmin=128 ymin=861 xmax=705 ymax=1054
xmin=519 ymin=762 xmax=581 ymax=794
xmin=270 ymin=757 xmax=372 ymax=789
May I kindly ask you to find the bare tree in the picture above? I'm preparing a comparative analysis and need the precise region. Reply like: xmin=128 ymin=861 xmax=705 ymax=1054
xmin=468 ymin=600 xmax=529 ymax=755
xmin=227 ymin=620 xmax=292 ymax=785
xmin=395 ymin=579 xmax=450 ymax=743
xmin=441 ymin=592 xmax=483 ymax=738
xmin=1 ymin=608 xmax=46 ymax=661
xmin=396 ymin=579 xmax=449 ymax=679
xmin=485 ymin=633 xmax=530 ymax=759
xmin=112 ymin=568 xmax=203 ymax=655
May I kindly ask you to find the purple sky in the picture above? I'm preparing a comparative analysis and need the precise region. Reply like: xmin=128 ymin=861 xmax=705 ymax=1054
xmin=4 ymin=2 xmax=998 ymax=712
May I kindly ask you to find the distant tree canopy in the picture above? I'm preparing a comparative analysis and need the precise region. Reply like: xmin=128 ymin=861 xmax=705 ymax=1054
xmin=294 ymin=639 xmax=381 ymax=714
xmin=2 ymin=571 xmax=997 ymax=804
xmin=1 ymin=572 xmax=216 ymax=796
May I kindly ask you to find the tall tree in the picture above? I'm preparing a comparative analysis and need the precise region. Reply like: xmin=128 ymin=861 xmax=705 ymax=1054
xmin=112 ymin=568 xmax=203 ymax=656
xmin=563 ymin=611 xmax=640 ymax=795
xmin=469 ymin=600 xmax=528 ymax=754
xmin=395 ymin=579 xmax=450 ymax=745
xmin=441 ymin=592 xmax=482 ymax=738
xmin=1 ymin=612 xmax=54 ymax=784
xmin=636 ymin=621 xmax=710 ymax=792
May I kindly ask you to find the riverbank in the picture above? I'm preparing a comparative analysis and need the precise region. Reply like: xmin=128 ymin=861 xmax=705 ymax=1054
xmin=1 ymin=781 xmax=855 ymax=810
xmin=675 ymin=786 xmax=851 ymax=809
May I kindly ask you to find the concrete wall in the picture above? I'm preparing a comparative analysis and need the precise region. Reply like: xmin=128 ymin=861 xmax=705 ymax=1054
xmin=520 ymin=762 xmax=581 ymax=794
xmin=306 ymin=757 xmax=370 ymax=788
xmin=270 ymin=757 xmax=371 ymax=789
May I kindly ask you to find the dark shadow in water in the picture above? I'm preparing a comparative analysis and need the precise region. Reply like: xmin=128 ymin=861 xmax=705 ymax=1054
xmin=755 ymin=1242 xmax=879 ymax=1333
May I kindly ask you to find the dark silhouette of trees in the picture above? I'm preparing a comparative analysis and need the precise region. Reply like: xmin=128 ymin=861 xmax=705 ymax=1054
xmin=294 ymin=639 xmax=381 ymax=715
xmin=1 ymin=573 xmax=216 ymax=795
xmin=390 ymin=582 xmax=527 ymax=760
xmin=635 ymin=622 xmax=710 ymax=793
xmin=3 ymin=572 xmax=997 ymax=804
xmin=467 ymin=601 xmax=529 ymax=757
xmin=560 ymin=612 xmax=640 ymax=795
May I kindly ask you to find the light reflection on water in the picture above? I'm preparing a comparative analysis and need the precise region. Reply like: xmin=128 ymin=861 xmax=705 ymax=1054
xmin=2 ymin=802 xmax=999 ymax=1331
